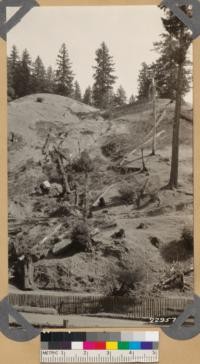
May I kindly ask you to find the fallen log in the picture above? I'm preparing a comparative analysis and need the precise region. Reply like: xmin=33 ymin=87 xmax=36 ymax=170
xmin=180 ymin=112 xmax=193 ymax=123
xmin=13 ymin=305 xmax=57 ymax=315
xmin=100 ymin=222 xmax=117 ymax=229
xmin=34 ymin=223 xmax=63 ymax=248
xmin=120 ymin=100 xmax=173 ymax=166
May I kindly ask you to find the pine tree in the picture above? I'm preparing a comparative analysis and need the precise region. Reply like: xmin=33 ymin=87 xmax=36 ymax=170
xmin=160 ymin=5 xmax=192 ymax=188
xmin=16 ymin=49 xmax=32 ymax=97
xmin=55 ymin=43 xmax=74 ymax=97
xmin=92 ymin=42 xmax=117 ymax=109
xmin=7 ymin=45 xmax=20 ymax=99
xmin=74 ymin=81 xmax=82 ymax=101
xmin=151 ymin=34 xmax=191 ymax=100
xmin=114 ymin=85 xmax=127 ymax=106
xmin=32 ymin=56 xmax=46 ymax=93
xmin=83 ymin=86 xmax=92 ymax=105
xmin=45 ymin=66 xmax=55 ymax=93
xmin=129 ymin=94 xmax=135 ymax=104
xmin=137 ymin=62 xmax=152 ymax=100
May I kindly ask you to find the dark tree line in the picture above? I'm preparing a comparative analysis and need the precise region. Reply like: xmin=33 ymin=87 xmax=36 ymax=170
xmin=7 ymin=42 xmax=129 ymax=108
xmin=8 ymin=17 xmax=192 ymax=117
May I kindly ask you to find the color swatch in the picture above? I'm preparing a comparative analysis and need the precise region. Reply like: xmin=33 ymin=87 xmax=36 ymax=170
xmin=41 ymin=331 xmax=159 ymax=350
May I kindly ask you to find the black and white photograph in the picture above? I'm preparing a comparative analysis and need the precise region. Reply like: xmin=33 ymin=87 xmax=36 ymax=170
xmin=7 ymin=4 xmax=194 ymax=328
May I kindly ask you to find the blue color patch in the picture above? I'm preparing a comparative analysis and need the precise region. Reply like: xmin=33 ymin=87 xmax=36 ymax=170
xmin=129 ymin=342 xmax=141 ymax=350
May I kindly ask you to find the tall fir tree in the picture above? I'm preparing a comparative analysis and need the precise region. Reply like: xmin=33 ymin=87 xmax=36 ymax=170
xmin=114 ymin=85 xmax=127 ymax=106
xmin=151 ymin=33 xmax=191 ymax=100
xmin=137 ymin=62 xmax=152 ymax=100
xmin=32 ymin=56 xmax=46 ymax=93
xmin=16 ymin=49 xmax=32 ymax=97
xmin=160 ymin=5 xmax=192 ymax=188
xmin=7 ymin=60 xmax=15 ymax=100
xmin=55 ymin=43 xmax=74 ymax=97
xmin=7 ymin=45 xmax=20 ymax=99
xmin=74 ymin=81 xmax=82 ymax=101
xmin=92 ymin=42 xmax=116 ymax=109
xmin=83 ymin=86 xmax=92 ymax=105
xmin=45 ymin=66 xmax=55 ymax=93
xmin=129 ymin=94 xmax=135 ymax=104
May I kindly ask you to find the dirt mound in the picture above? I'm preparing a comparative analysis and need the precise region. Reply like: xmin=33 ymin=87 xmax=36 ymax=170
xmin=8 ymin=93 xmax=104 ymax=170
xmin=33 ymin=231 xmax=146 ymax=294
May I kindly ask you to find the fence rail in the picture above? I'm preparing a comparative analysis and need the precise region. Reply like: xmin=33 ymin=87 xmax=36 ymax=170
xmin=8 ymin=293 xmax=192 ymax=319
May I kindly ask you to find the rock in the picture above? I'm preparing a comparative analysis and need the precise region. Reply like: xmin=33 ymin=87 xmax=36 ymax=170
xmin=111 ymin=229 xmax=125 ymax=239
xmin=150 ymin=236 xmax=160 ymax=249
xmin=103 ymin=246 xmax=122 ymax=259
xmin=136 ymin=222 xmax=147 ymax=229
xmin=49 ymin=183 xmax=63 ymax=197
xmin=40 ymin=180 xmax=51 ymax=194
xmin=98 ymin=197 xmax=106 ymax=208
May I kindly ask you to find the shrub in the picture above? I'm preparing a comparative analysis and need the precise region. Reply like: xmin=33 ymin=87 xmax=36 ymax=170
xmin=72 ymin=150 xmax=94 ymax=173
xmin=36 ymin=96 xmax=44 ymax=103
xmin=117 ymin=266 xmax=144 ymax=287
xmin=101 ymin=109 xmax=113 ymax=120
xmin=102 ymin=140 xmax=118 ymax=157
xmin=101 ymin=135 xmax=131 ymax=160
xmin=118 ymin=183 xmax=135 ymax=204
xmin=71 ymin=222 xmax=91 ymax=251
xmin=104 ymin=264 xmax=145 ymax=296
xmin=161 ymin=225 xmax=193 ymax=263
xmin=181 ymin=225 xmax=193 ymax=251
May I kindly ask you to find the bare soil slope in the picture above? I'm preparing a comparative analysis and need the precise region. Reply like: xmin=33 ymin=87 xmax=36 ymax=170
xmin=8 ymin=94 xmax=193 ymax=299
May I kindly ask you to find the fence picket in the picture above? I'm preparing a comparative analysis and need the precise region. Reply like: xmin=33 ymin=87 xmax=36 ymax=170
xmin=8 ymin=293 xmax=192 ymax=319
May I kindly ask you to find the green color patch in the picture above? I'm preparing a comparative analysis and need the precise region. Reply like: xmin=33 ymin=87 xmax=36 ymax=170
xmin=118 ymin=341 xmax=129 ymax=350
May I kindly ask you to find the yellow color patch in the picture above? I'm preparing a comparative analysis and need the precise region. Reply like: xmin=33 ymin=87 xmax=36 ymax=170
xmin=106 ymin=341 xmax=118 ymax=350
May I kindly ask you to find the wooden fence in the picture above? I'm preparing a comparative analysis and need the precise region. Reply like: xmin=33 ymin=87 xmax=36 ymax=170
xmin=9 ymin=293 xmax=192 ymax=319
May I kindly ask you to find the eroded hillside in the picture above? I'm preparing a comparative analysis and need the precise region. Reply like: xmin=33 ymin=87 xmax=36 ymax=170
xmin=8 ymin=94 xmax=193 ymax=299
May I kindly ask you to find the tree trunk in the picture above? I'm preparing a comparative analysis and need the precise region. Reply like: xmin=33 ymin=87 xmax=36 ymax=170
xmin=141 ymin=148 xmax=148 ymax=172
xmin=24 ymin=256 xmax=34 ymax=290
xmin=152 ymin=78 xmax=157 ymax=155
xmin=83 ymin=172 xmax=88 ymax=220
xmin=168 ymin=61 xmax=184 ymax=189
xmin=42 ymin=130 xmax=51 ymax=156
xmin=56 ymin=153 xmax=71 ymax=194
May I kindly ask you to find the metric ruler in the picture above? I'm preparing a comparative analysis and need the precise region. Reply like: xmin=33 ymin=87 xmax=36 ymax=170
xmin=40 ymin=331 xmax=159 ymax=363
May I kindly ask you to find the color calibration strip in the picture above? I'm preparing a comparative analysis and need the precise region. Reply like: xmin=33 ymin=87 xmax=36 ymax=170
xmin=40 ymin=331 xmax=159 ymax=362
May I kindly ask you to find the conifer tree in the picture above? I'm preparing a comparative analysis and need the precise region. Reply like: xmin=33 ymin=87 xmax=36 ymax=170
xmin=55 ymin=43 xmax=74 ymax=97
xmin=137 ymin=62 xmax=152 ymax=100
xmin=7 ymin=45 xmax=20 ymax=99
xmin=16 ymin=49 xmax=32 ymax=97
xmin=151 ymin=34 xmax=191 ymax=100
xmin=129 ymin=94 xmax=135 ymax=104
xmin=115 ymin=85 xmax=127 ymax=106
xmin=92 ymin=42 xmax=116 ymax=108
xmin=160 ymin=5 xmax=192 ymax=188
xmin=74 ymin=81 xmax=82 ymax=101
xmin=83 ymin=86 xmax=92 ymax=105
xmin=32 ymin=56 xmax=46 ymax=93
xmin=45 ymin=66 xmax=55 ymax=93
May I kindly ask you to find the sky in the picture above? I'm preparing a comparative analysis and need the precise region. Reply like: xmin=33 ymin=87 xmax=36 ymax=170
xmin=7 ymin=5 xmax=192 ymax=102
